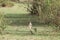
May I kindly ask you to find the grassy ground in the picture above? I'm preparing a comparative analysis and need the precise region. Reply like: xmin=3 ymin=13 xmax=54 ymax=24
xmin=4 ymin=25 xmax=60 ymax=35
xmin=0 ymin=34 xmax=60 ymax=40
xmin=0 ymin=3 xmax=28 ymax=14
xmin=0 ymin=3 xmax=60 ymax=40
xmin=0 ymin=25 xmax=60 ymax=40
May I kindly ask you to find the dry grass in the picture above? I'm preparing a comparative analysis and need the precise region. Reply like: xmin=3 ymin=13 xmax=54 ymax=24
xmin=0 ymin=2 xmax=60 ymax=40
xmin=0 ymin=3 xmax=28 ymax=14
xmin=0 ymin=25 xmax=58 ymax=40
xmin=0 ymin=34 xmax=60 ymax=40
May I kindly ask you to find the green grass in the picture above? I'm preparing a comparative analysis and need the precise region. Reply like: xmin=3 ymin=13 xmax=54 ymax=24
xmin=0 ymin=34 xmax=60 ymax=40
xmin=0 ymin=25 xmax=60 ymax=40
xmin=0 ymin=2 xmax=60 ymax=40
xmin=4 ymin=25 xmax=60 ymax=35
xmin=4 ymin=14 xmax=40 ymax=26
xmin=0 ymin=3 xmax=28 ymax=14
xmin=0 ymin=2 xmax=39 ymax=26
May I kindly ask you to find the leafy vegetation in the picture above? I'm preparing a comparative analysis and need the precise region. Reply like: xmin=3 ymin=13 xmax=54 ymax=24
xmin=28 ymin=0 xmax=60 ymax=30
xmin=0 ymin=0 xmax=60 ymax=40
